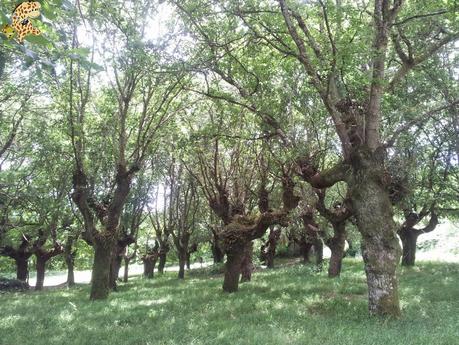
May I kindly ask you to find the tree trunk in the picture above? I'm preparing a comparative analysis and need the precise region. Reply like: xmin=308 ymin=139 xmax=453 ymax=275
xmin=300 ymin=242 xmax=313 ymax=264
xmin=109 ymin=254 xmax=123 ymax=290
xmin=266 ymin=248 xmax=275 ymax=268
xmin=15 ymin=256 xmax=29 ymax=282
xmin=186 ymin=252 xmax=191 ymax=270
xmin=328 ymin=223 xmax=346 ymax=277
xmin=350 ymin=152 xmax=401 ymax=316
xmin=64 ymin=236 xmax=76 ymax=287
xmin=211 ymin=241 xmax=224 ymax=263
xmin=67 ymin=258 xmax=75 ymax=287
xmin=240 ymin=241 xmax=254 ymax=282
xmin=90 ymin=238 xmax=114 ymax=300
xmin=222 ymin=243 xmax=245 ymax=292
xmin=35 ymin=255 xmax=47 ymax=291
xmin=143 ymin=256 xmax=157 ymax=279
xmin=178 ymin=250 xmax=186 ymax=279
xmin=264 ymin=227 xmax=281 ymax=269
xmin=123 ymin=257 xmax=131 ymax=282
xmin=65 ymin=252 xmax=76 ymax=287
xmin=158 ymin=252 xmax=167 ymax=274
xmin=400 ymin=229 xmax=418 ymax=266
xmin=313 ymin=239 xmax=323 ymax=268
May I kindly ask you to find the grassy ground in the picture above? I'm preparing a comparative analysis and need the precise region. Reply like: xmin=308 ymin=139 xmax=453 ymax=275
xmin=1 ymin=259 xmax=458 ymax=345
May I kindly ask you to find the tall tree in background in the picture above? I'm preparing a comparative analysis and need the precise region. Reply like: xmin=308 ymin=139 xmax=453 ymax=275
xmin=65 ymin=1 xmax=184 ymax=299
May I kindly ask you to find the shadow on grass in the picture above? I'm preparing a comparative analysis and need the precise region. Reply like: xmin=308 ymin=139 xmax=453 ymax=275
xmin=1 ymin=259 xmax=458 ymax=345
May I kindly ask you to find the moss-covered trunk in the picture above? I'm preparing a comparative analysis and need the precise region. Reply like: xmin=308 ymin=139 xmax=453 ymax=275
xmin=90 ymin=238 xmax=114 ymax=300
xmin=350 ymin=151 xmax=401 ymax=316
xmin=223 ymin=243 xmax=245 ymax=293
xmin=400 ymin=229 xmax=418 ymax=266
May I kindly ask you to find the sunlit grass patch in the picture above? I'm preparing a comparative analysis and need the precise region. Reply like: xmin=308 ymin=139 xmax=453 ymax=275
xmin=0 ymin=259 xmax=458 ymax=345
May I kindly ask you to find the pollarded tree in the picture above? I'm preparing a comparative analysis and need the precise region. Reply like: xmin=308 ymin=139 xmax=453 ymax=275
xmin=314 ymin=188 xmax=353 ymax=277
xmin=183 ymin=110 xmax=300 ymax=291
xmin=169 ymin=164 xmax=200 ymax=279
xmin=260 ymin=226 xmax=282 ymax=269
xmin=174 ymin=0 xmax=458 ymax=315
xmin=63 ymin=2 xmax=185 ymax=299
xmin=113 ymin=170 xmax=152 ymax=286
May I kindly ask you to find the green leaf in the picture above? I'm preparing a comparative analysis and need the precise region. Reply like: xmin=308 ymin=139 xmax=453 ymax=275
xmin=41 ymin=3 xmax=57 ymax=20
xmin=24 ymin=35 xmax=52 ymax=46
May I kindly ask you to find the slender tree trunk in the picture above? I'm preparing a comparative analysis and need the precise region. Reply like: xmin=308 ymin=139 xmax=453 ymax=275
xmin=35 ymin=255 xmax=47 ymax=291
xmin=90 ymin=238 xmax=114 ymax=300
xmin=266 ymin=249 xmax=275 ymax=268
xmin=109 ymin=254 xmax=123 ymax=290
xmin=178 ymin=250 xmax=186 ymax=279
xmin=15 ymin=255 xmax=29 ymax=282
xmin=158 ymin=252 xmax=167 ymax=274
xmin=400 ymin=230 xmax=418 ymax=266
xmin=328 ymin=223 xmax=346 ymax=277
xmin=222 ymin=243 xmax=245 ymax=292
xmin=313 ymin=239 xmax=324 ymax=268
xmin=300 ymin=242 xmax=313 ymax=264
xmin=65 ymin=251 xmax=76 ymax=287
xmin=264 ymin=228 xmax=280 ymax=269
xmin=350 ymin=154 xmax=401 ymax=316
xmin=64 ymin=236 xmax=76 ymax=287
xmin=67 ymin=257 xmax=75 ymax=286
xmin=123 ymin=257 xmax=131 ymax=282
xmin=186 ymin=252 xmax=191 ymax=270
xmin=240 ymin=241 xmax=254 ymax=282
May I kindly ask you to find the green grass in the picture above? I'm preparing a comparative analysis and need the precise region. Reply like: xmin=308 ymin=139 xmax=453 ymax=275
xmin=1 ymin=259 xmax=458 ymax=345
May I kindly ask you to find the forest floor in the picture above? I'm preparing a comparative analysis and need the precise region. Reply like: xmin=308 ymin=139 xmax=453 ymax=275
xmin=26 ymin=261 xmax=213 ymax=288
xmin=1 ymin=259 xmax=458 ymax=345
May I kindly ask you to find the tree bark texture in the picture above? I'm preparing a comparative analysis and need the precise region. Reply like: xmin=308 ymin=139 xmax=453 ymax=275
xmin=240 ymin=241 xmax=254 ymax=282
xmin=157 ymin=242 xmax=170 ymax=274
xmin=178 ymin=250 xmax=186 ymax=279
xmin=327 ymin=223 xmax=346 ymax=277
xmin=349 ymin=149 xmax=401 ymax=316
xmin=90 ymin=237 xmax=115 ymax=300
xmin=400 ymin=230 xmax=418 ymax=266
xmin=15 ymin=255 xmax=30 ymax=282
xmin=143 ymin=254 xmax=158 ymax=279
xmin=222 ymin=243 xmax=245 ymax=292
